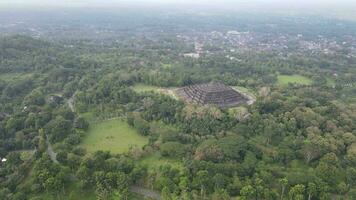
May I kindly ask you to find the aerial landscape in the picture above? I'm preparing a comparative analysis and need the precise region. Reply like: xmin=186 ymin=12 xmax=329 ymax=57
xmin=0 ymin=0 xmax=356 ymax=199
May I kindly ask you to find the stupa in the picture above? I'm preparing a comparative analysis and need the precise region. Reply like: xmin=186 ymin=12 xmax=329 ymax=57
xmin=176 ymin=82 xmax=248 ymax=108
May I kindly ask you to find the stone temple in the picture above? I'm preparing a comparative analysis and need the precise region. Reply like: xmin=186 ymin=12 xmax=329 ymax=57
xmin=176 ymin=82 xmax=248 ymax=108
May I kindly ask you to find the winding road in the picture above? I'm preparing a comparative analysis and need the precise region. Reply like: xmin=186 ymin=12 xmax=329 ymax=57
xmin=45 ymin=94 xmax=75 ymax=163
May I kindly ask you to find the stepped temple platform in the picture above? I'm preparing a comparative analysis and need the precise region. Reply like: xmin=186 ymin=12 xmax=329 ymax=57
xmin=176 ymin=82 xmax=248 ymax=108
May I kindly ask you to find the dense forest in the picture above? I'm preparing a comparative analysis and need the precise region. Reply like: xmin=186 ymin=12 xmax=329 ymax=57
xmin=0 ymin=9 xmax=356 ymax=200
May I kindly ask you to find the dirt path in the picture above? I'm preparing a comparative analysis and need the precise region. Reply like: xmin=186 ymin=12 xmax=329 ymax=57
xmin=46 ymin=136 xmax=58 ymax=163
xmin=67 ymin=95 xmax=75 ymax=112
xmin=130 ymin=186 xmax=161 ymax=200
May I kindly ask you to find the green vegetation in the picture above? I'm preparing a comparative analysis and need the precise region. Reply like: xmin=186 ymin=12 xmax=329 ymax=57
xmin=81 ymin=120 xmax=148 ymax=154
xmin=79 ymin=112 xmax=96 ymax=122
xmin=277 ymin=74 xmax=312 ymax=85
xmin=0 ymin=73 xmax=33 ymax=83
xmin=232 ymin=86 xmax=256 ymax=96
xmin=1 ymin=20 xmax=356 ymax=200
xmin=30 ymin=182 xmax=97 ymax=200
xmin=132 ymin=84 xmax=161 ymax=93
xmin=132 ymin=84 xmax=179 ymax=99
xmin=140 ymin=152 xmax=183 ymax=171
xmin=326 ymin=77 xmax=336 ymax=87
xmin=161 ymin=63 xmax=173 ymax=69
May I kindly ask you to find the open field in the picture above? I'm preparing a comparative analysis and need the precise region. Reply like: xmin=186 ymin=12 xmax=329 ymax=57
xmin=132 ymin=84 xmax=162 ymax=93
xmin=79 ymin=112 xmax=96 ymax=122
xmin=0 ymin=73 xmax=34 ymax=83
xmin=277 ymin=75 xmax=312 ymax=86
xmin=326 ymin=77 xmax=336 ymax=87
xmin=232 ymin=86 xmax=257 ymax=96
xmin=132 ymin=84 xmax=179 ymax=99
xmin=81 ymin=119 xmax=148 ymax=154
xmin=161 ymin=63 xmax=173 ymax=69
xmin=231 ymin=86 xmax=257 ymax=105
xmin=140 ymin=152 xmax=183 ymax=171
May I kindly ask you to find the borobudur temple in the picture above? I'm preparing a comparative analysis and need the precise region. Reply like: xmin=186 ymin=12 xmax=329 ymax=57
xmin=176 ymin=82 xmax=248 ymax=108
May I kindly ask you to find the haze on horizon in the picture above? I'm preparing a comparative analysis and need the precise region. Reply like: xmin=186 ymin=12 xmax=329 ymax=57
xmin=1 ymin=0 xmax=356 ymax=20
xmin=1 ymin=0 xmax=356 ymax=8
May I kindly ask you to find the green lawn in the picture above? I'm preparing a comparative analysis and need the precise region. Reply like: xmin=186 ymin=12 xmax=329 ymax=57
xmin=132 ymin=84 xmax=161 ymax=93
xmin=81 ymin=119 xmax=148 ymax=154
xmin=79 ymin=112 xmax=96 ymax=122
xmin=161 ymin=63 xmax=173 ymax=69
xmin=277 ymin=75 xmax=312 ymax=86
xmin=132 ymin=84 xmax=179 ymax=99
xmin=232 ymin=86 xmax=257 ymax=97
xmin=140 ymin=152 xmax=183 ymax=171
xmin=326 ymin=77 xmax=336 ymax=87
xmin=228 ymin=106 xmax=248 ymax=115
xmin=0 ymin=72 xmax=33 ymax=83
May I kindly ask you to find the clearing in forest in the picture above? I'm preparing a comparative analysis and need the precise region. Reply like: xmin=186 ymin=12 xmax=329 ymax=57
xmin=0 ymin=72 xmax=33 ymax=83
xmin=277 ymin=75 xmax=312 ymax=85
xmin=132 ymin=83 xmax=179 ymax=99
xmin=81 ymin=119 xmax=148 ymax=154
xmin=140 ymin=152 xmax=183 ymax=171
xmin=231 ymin=86 xmax=256 ymax=105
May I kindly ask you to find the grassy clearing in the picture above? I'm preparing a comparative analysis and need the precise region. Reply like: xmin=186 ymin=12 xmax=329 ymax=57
xmin=232 ymin=86 xmax=257 ymax=97
xmin=277 ymin=75 xmax=312 ymax=86
xmin=231 ymin=86 xmax=257 ymax=105
xmin=132 ymin=84 xmax=179 ymax=100
xmin=161 ymin=63 xmax=173 ymax=69
xmin=326 ymin=77 xmax=336 ymax=87
xmin=140 ymin=152 xmax=183 ymax=171
xmin=19 ymin=150 xmax=35 ymax=161
xmin=81 ymin=119 xmax=148 ymax=154
xmin=79 ymin=112 xmax=96 ymax=122
xmin=228 ymin=106 xmax=248 ymax=115
xmin=0 ymin=73 xmax=33 ymax=83
xmin=132 ymin=84 xmax=161 ymax=93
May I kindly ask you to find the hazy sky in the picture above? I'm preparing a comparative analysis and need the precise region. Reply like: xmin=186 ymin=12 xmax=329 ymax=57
xmin=1 ymin=0 xmax=356 ymax=19
xmin=1 ymin=0 xmax=355 ymax=7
